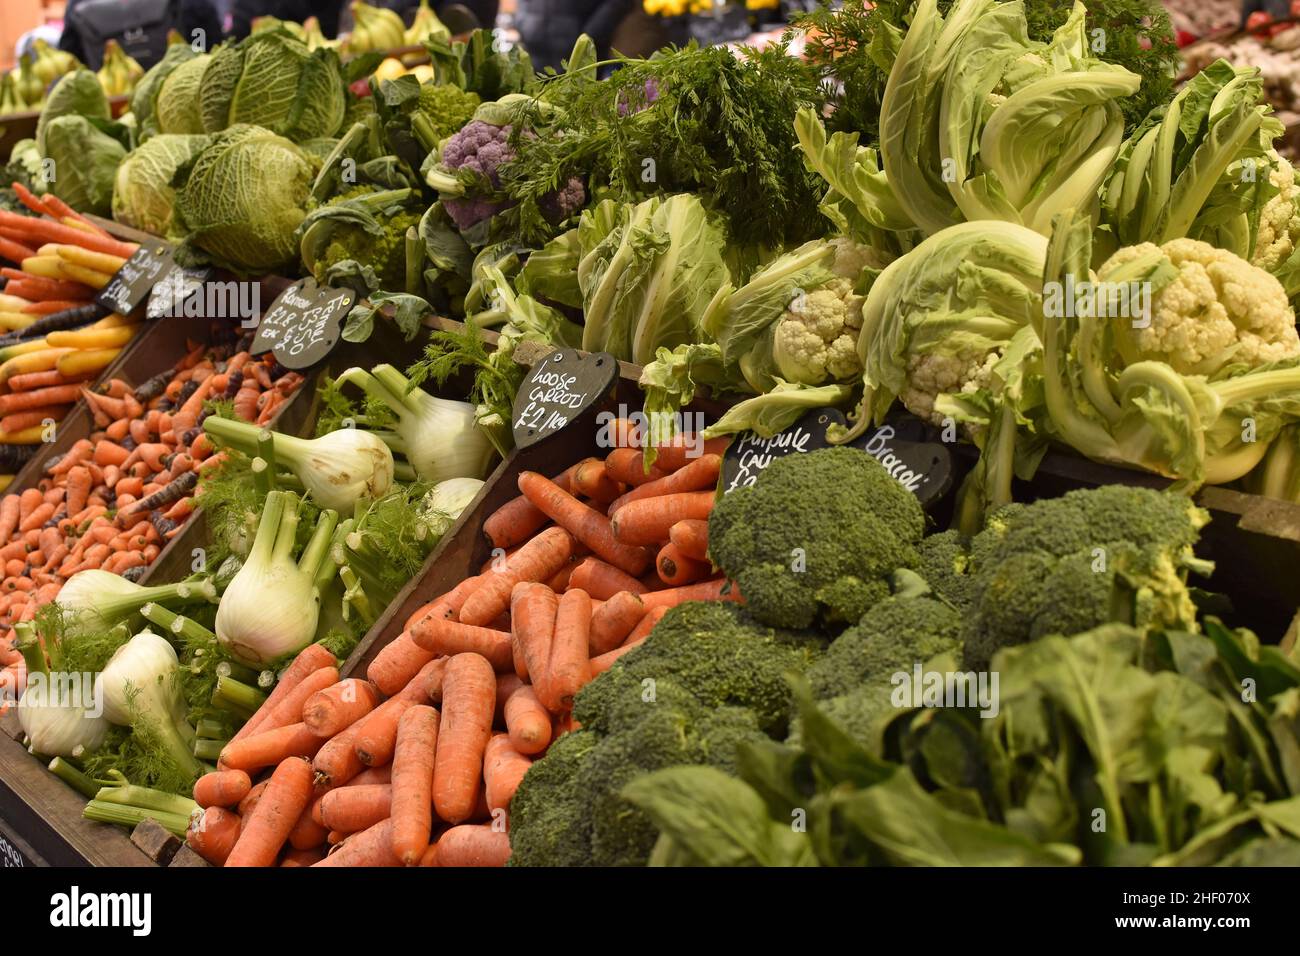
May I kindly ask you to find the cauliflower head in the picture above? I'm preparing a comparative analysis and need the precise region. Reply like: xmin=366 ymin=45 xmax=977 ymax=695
xmin=1254 ymin=155 xmax=1300 ymax=274
xmin=437 ymin=120 xmax=515 ymax=231
xmin=901 ymin=348 xmax=1000 ymax=426
xmin=1100 ymin=237 xmax=1300 ymax=376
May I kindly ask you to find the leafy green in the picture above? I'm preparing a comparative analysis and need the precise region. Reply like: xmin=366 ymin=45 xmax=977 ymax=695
xmin=111 ymin=134 xmax=210 ymax=237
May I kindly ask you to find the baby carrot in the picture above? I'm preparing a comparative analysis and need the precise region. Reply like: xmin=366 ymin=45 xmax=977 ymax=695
xmin=432 ymin=653 xmax=496 ymax=825
xmin=391 ymin=705 xmax=440 ymax=865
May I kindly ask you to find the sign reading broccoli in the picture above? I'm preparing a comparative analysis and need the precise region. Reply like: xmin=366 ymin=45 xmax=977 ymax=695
xmin=721 ymin=407 xmax=952 ymax=506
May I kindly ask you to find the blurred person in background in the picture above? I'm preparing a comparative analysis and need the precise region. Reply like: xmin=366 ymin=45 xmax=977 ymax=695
xmin=515 ymin=0 xmax=636 ymax=71
xmin=60 ymin=0 xmax=223 ymax=68
xmin=229 ymin=0 xmax=345 ymax=38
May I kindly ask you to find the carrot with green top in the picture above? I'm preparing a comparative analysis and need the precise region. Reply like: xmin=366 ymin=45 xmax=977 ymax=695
xmin=433 ymin=653 xmax=496 ymax=824
xmin=391 ymin=705 xmax=440 ymax=865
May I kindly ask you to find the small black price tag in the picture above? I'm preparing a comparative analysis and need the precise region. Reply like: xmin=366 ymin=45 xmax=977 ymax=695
xmin=721 ymin=407 xmax=953 ymax=507
xmin=250 ymin=278 xmax=356 ymax=370
xmin=512 ymin=349 xmax=618 ymax=449
xmin=96 ymin=240 xmax=176 ymax=316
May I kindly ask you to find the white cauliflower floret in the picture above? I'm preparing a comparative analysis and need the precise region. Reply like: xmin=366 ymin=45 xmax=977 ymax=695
xmin=828 ymin=236 xmax=893 ymax=281
xmin=1253 ymin=156 xmax=1300 ymax=274
xmin=900 ymin=349 xmax=1000 ymax=425
xmin=1100 ymin=237 xmax=1300 ymax=376
xmin=772 ymin=277 xmax=866 ymax=385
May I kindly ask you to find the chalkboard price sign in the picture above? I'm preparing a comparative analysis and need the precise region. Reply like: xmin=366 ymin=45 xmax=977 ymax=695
xmin=250 ymin=278 xmax=356 ymax=370
xmin=512 ymin=349 xmax=618 ymax=449
xmin=96 ymin=241 xmax=176 ymax=316
xmin=145 ymin=266 xmax=215 ymax=321
xmin=721 ymin=408 xmax=953 ymax=507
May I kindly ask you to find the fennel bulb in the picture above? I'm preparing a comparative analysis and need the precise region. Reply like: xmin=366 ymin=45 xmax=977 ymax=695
xmin=95 ymin=630 xmax=202 ymax=781
xmin=215 ymin=490 xmax=339 ymax=665
xmin=337 ymin=365 xmax=495 ymax=484
xmin=57 ymin=569 xmax=216 ymax=638
xmin=419 ymin=476 xmax=484 ymax=539
xmin=203 ymin=416 xmax=394 ymax=514
xmin=17 ymin=631 xmax=108 ymax=759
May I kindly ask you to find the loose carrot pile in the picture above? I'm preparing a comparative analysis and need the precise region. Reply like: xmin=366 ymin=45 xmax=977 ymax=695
xmin=0 ymin=339 xmax=305 ymax=703
xmin=188 ymin=424 xmax=734 ymax=867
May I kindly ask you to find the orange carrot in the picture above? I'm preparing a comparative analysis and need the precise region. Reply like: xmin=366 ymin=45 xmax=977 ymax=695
xmin=483 ymin=733 xmax=531 ymax=813
xmin=220 ymin=722 xmax=324 ymax=772
xmin=432 ymin=825 xmax=512 ymax=867
xmin=482 ymin=463 xmax=579 ymax=549
xmin=610 ymin=491 xmax=715 ymax=547
xmin=547 ymin=588 xmax=593 ymax=712
xmin=313 ymin=819 xmax=402 ymax=867
xmin=604 ymin=447 xmax=669 ymax=486
xmin=458 ymin=526 xmax=573 ymax=627
xmin=7 ymin=369 xmax=77 ymax=391
xmin=18 ymin=502 xmax=54 ymax=533
xmin=301 ymin=678 xmax=380 ymax=738
xmin=504 ymin=684 xmax=552 ymax=756
xmin=365 ymin=631 xmax=437 ymax=698
xmin=187 ymin=807 xmax=241 ymax=867
xmin=319 ymin=784 xmax=392 ymax=833
xmin=641 ymin=577 xmax=740 ymax=610
xmin=225 ymin=757 xmax=315 ymax=867
xmin=288 ymin=802 xmax=330 ymax=851
xmin=668 ymin=518 xmax=710 ymax=561
xmin=194 ymin=769 xmax=252 ymax=809
xmin=433 ymin=653 xmax=496 ymax=825
xmin=608 ymin=452 xmax=722 ymax=512
xmin=16 ymin=488 xmax=42 ymax=523
xmin=656 ymin=541 xmax=711 ymax=586
xmin=0 ymin=496 xmax=19 ymax=542
xmin=510 ymin=581 xmax=557 ymax=693
xmin=572 ymin=456 xmax=621 ymax=503
xmin=391 ymin=705 xmax=440 ymax=865
xmin=411 ymin=616 xmax=512 ymax=672
xmin=312 ymin=725 xmax=366 ymax=789
xmin=92 ymin=440 xmax=129 ymax=467
xmin=568 ymin=555 xmax=648 ymax=600
xmin=231 ymin=643 xmax=336 ymax=745
xmin=248 ymin=665 xmax=339 ymax=738
xmin=0 ymin=210 xmax=137 ymax=258
xmin=0 ymin=384 xmax=82 ymax=414
xmin=625 ymin=605 xmax=669 ymax=646
xmin=647 ymin=435 xmax=731 ymax=472
xmin=280 ymin=847 xmax=326 ymax=867
xmin=64 ymin=466 xmax=92 ymax=516
xmin=517 ymin=471 xmax=650 ymax=577
xmin=237 ymin=780 xmax=269 ymax=818
xmin=589 ymin=590 xmax=646 ymax=655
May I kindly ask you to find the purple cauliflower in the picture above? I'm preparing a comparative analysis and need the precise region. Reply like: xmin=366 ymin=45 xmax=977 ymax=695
xmin=538 ymin=176 xmax=587 ymax=225
xmin=616 ymin=77 xmax=660 ymax=117
xmin=434 ymin=120 xmax=516 ymax=231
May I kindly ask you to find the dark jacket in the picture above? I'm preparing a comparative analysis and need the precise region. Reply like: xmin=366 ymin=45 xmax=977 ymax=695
xmin=60 ymin=0 xmax=223 ymax=69
xmin=229 ymin=0 xmax=344 ymax=38
xmin=514 ymin=0 xmax=635 ymax=71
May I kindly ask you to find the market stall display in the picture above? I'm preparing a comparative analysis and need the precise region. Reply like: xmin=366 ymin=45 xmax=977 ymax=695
xmin=1 ymin=0 xmax=1300 ymax=873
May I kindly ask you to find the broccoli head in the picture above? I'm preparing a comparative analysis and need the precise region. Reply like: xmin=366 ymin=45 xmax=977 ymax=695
xmin=961 ymin=485 xmax=1213 ymax=670
xmin=572 ymin=601 xmax=822 ymax=736
xmin=708 ymin=447 xmax=926 ymax=630
xmin=806 ymin=594 xmax=963 ymax=700
xmin=916 ymin=529 xmax=978 ymax=615
xmin=506 ymin=729 xmax=598 ymax=867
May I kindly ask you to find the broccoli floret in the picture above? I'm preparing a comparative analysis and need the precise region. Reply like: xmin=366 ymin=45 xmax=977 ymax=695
xmin=416 ymin=83 xmax=480 ymax=144
xmin=572 ymin=601 xmax=822 ymax=736
xmin=581 ymin=703 xmax=766 ymax=866
xmin=709 ymin=447 xmax=926 ymax=630
xmin=807 ymin=595 xmax=963 ymax=700
xmin=916 ymin=529 xmax=978 ymax=614
xmin=506 ymin=729 xmax=599 ymax=867
xmin=961 ymin=486 xmax=1212 ymax=669
xmin=317 ymin=207 xmax=422 ymax=290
